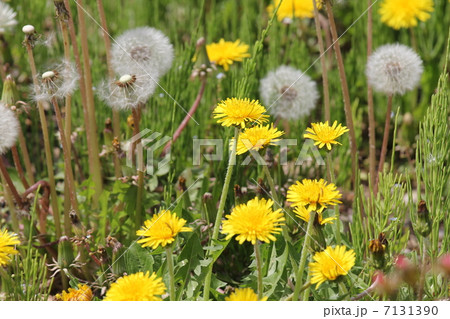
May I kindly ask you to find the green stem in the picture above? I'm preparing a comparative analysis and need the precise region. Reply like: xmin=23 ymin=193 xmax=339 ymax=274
xmin=24 ymin=40 xmax=61 ymax=238
xmin=133 ymin=106 xmax=144 ymax=235
xmin=375 ymin=94 xmax=393 ymax=194
xmin=203 ymin=127 xmax=240 ymax=301
xmin=166 ymin=245 xmax=176 ymax=301
xmin=262 ymin=163 xmax=297 ymax=273
xmin=292 ymin=211 xmax=315 ymax=301
xmin=326 ymin=153 xmax=341 ymax=244
xmin=262 ymin=164 xmax=279 ymax=208
xmin=338 ymin=280 xmax=349 ymax=298
xmin=254 ymin=241 xmax=263 ymax=299
xmin=0 ymin=172 xmax=19 ymax=233
xmin=51 ymin=97 xmax=79 ymax=235
xmin=135 ymin=169 xmax=144 ymax=234
xmin=302 ymin=272 xmax=312 ymax=301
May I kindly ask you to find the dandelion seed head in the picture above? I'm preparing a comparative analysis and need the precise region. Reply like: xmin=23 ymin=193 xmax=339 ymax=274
xmin=111 ymin=26 xmax=174 ymax=78
xmin=366 ymin=43 xmax=423 ymax=96
xmin=0 ymin=103 xmax=20 ymax=155
xmin=34 ymin=60 xmax=79 ymax=101
xmin=98 ymin=73 xmax=157 ymax=111
xmin=0 ymin=2 xmax=17 ymax=34
xmin=260 ymin=65 xmax=318 ymax=120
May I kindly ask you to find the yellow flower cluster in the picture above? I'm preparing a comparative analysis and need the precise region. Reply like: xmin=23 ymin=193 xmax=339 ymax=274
xmin=267 ymin=0 xmax=322 ymax=21
xmin=222 ymin=197 xmax=285 ymax=245
xmin=287 ymin=178 xmax=342 ymax=213
xmin=309 ymin=245 xmax=356 ymax=288
xmin=304 ymin=121 xmax=349 ymax=151
xmin=379 ymin=0 xmax=434 ymax=30
xmin=137 ymin=210 xmax=192 ymax=250
xmin=225 ymin=288 xmax=268 ymax=301
xmin=56 ymin=284 xmax=93 ymax=301
xmin=206 ymin=39 xmax=250 ymax=71
xmin=104 ymin=272 xmax=166 ymax=301
xmin=0 ymin=229 xmax=19 ymax=267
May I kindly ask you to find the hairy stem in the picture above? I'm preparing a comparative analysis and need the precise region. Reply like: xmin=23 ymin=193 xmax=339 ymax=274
xmin=51 ymin=97 xmax=79 ymax=235
xmin=0 ymin=158 xmax=23 ymax=208
xmin=0 ymin=171 xmax=19 ymax=232
xmin=375 ymin=94 xmax=393 ymax=193
xmin=313 ymin=0 xmax=330 ymax=122
xmin=11 ymin=145 xmax=29 ymax=189
xmin=161 ymin=78 xmax=207 ymax=156
xmin=17 ymin=128 xmax=34 ymax=185
xmin=325 ymin=0 xmax=358 ymax=186
xmin=97 ymin=0 xmax=122 ymax=178
xmin=292 ymin=211 xmax=315 ymax=301
xmin=166 ymin=245 xmax=176 ymax=301
xmin=75 ymin=0 xmax=103 ymax=202
xmin=367 ymin=0 xmax=376 ymax=189
xmin=326 ymin=152 xmax=341 ymax=244
xmin=203 ymin=127 xmax=240 ymax=301
xmin=254 ymin=241 xmax=264 ymax=299
xmin=24 ymin=41 xmax=62 ymax=238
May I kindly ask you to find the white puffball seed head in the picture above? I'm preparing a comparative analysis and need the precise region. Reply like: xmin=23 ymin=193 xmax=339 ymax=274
xmin=259 ymin=65 xmax=318 ymax=121
xmin=22 ymin=24 xmax=35 ymax=34
xmin=366 ymin=43 xmax=423 ymax=96
xmin=0 ymin=104 xmax=19 ymax=155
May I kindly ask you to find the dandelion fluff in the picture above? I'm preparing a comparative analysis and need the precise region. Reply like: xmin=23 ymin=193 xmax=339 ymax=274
xmin=366 ymin=43 xmax=423 ymax=96
xmin=111 ymin=27 xmax=174 ymax=78
xmin=98 ymin=73 xmax=157 ymax=111
xmin=0 ymin=103 xmax=19 ymax=155
xmin=0 ymin=2 xmax=17 ymax=33
xmin=259 ymin=65 xmax=318 ymax=120
xmin=34 ymin=60 xmax=79 ymax=101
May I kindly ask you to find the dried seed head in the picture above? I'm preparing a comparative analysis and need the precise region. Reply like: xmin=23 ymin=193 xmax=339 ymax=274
xmin=34 ymin=60 xmax=79 ymax=101
xmin=259 ymin=65 xmax=318 ymax=120
xmin=0 ymin=102 xmax=20 ymax=155
xmin=111 ymin=26 xmax=174 ymax=79
xmin=98 ymin=73 xmax=157 ymax=111
xmin=0 ymin=2 xmax=17 ymax=34
xmin=366 ymin=43 xmax=423 ymax=96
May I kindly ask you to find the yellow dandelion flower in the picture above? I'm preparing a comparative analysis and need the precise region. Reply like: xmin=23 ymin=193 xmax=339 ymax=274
xmin=309 ymin=245 xmax=356 ymax=288
xmin=55 ymin=284 xmax=93 ymax=301
xmin=221 ymin=197 xmax=285 ymax=245
xmin=0 ymin=229 xmax=19 ymax=267
xmin=234 ymin=124 xmax=284 ymax=155
xmin=136 ymin=210 xmax=192 ymax=250
xmin=294 ymin=206 xmax=336 ymax=225
xmin=206 ymin=39 xmax=250 ymax=71
xmin=287 ymin=179 xmax=342 ymax=213
xmin=304 ymin=121 xmax=349 ymax=151
xmin=104 ymin=272 xmax=166 ymax=301
xmin=267 ymin=0 xmax=322 ymax=21
xmin=225 ymin=288 xmax=268 ymax=301
xmin=379 ymin=0 xmax=434 ymax=30
xmin=213 ymin=98 xmax=269 ymax=128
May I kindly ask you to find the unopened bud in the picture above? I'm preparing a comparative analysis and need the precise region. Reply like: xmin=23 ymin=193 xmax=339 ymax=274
xmin=415 ymin=200 xmax=431 ymax=237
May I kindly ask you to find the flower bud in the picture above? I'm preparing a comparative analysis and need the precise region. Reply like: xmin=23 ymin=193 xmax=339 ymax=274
xmin=414 ymin=200 xmax=431 ymax=238
xmin=369 ymin=233 xmax=388 ymax=269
